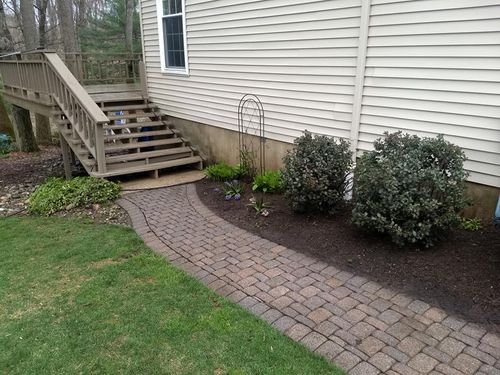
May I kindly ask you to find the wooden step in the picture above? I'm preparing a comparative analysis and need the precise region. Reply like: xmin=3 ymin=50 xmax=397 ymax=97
xmin=107 ymin=112 xmax=162 ymax=121
xmin=94 ymin=156 xmax=203 ymax=177
xmin=102 ymin=103 xmax=154 ymax=112
xmin=104 ymin=129 xmax=178 ymax=141
xmin=105 ymin=147 xmax=193 ymax=163
xmin=104 ymin=120 xmax=171 ymax=130
xmin=104 ymin=137 xmax=184 ymax=152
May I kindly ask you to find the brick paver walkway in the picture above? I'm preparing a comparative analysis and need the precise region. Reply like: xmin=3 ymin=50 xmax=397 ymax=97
xmin=119 ymin=184 xmax=500 ymax=375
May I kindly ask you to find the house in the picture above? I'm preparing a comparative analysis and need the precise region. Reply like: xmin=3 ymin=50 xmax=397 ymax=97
xmin=138 ymin=0 xmax=500 ymax=217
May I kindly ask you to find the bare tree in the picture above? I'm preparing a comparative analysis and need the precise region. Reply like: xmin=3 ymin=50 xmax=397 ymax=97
xmin=0 ymin=1 xmax=15 ymax=138
xmin=33 ymin=0 xmax=51 ymax=144
xmin=125 ymin=0 xmax=134 ymax=54
xmin=10 ymin=0 xmax=39 ymax=152
xmin=55 ymin=0 xmax=78 ymax=53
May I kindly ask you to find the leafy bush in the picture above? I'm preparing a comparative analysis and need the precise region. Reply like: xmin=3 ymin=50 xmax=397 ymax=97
xmin=352 ymin=132 xmax=468 ymax=247
xmin=252 ymin=170 xmax=283 ymax=193
xmin=204 ymin=162 xmax=240 ymax=181
xmin=29 ymin=177 xmax=121 ymax=215
xmin=281 ymin=131 xmax=352 ymax=213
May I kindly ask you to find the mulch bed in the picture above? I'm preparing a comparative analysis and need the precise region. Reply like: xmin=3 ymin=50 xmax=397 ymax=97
xmin=0 ymin=146 xmax=130 ymax=226
xmin=196 ymin=178 xmax=500 ymax=332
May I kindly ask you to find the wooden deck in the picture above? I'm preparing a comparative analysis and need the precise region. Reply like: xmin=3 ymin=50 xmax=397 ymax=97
xmin=85 ymin=83 xmax=145 ymax=103
xmin=0 ymin=51 xmax=202 ymax=179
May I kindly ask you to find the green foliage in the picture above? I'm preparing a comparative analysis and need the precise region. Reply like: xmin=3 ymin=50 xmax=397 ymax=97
xmin=0 ymin=133 xmax=13 ymax=155
xmin=239 ymin=146 xmax=257 ymax=178
xmin=252 ymin=170 xmax=283 ymax=193
xmin=78 ymin=0 xmax=142 ymax=54
xmin=0 ymin=217 xmax=342 ymax=374
xmin=352 ymin=132 xmax=468 ymax=247
xmin=28 ymin=177 xmax=121 ymax=215
xmin=204 ymin=162 xmax=240 ymax=181
xmin=461 ymin=217 xmax=482 ymax=231
xmin=281 ymin=131 xmax=352 ymax=214
xmin=247 ymin=196 xmax=271 ymax=216
xmin=223 ymin=180 xmax=243 ymax=200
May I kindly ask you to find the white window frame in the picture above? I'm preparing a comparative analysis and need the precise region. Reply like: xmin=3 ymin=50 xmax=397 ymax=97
xmin=156 ymin=0 xmax=189 ymax=75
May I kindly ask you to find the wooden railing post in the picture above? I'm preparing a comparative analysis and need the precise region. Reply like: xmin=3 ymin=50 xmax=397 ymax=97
xmin=94 ymin=123 xmax=107 ymax=174
xmin=139 ymin=61 xmax=148 ymax=99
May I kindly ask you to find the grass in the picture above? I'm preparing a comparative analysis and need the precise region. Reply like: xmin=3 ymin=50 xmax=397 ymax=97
xmin=0 ymin=217 xmax=343 ymax=375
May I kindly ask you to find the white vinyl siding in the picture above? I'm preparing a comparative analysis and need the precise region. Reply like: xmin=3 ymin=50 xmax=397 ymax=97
xmin=140 ymin=0 xmax=500 ymax=188
xmin=359 ymin=0 xmax=500 ymax=187
xmin=141 ymin=0 xmax=362 ymax=143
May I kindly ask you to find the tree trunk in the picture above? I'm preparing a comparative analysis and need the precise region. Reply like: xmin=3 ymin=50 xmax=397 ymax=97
xmin=55 ymin=0 xmax=79 ymax=53
xmin=125 ymin=0 xmax=134 ymax=54
xmin=34 ymin=0 xmax=51 ymax=143
xmin=20 ymin=0 xmax=38 ymax=50
xmin=36 ymin=0 xmax=49 ymax=48
xmin=12 ymin=105 xmax=38 ymax=152
xmin=0 ymin=2 xmax=15 ymax=138
xmin=0 ymin=94 xmax=14 ymax=138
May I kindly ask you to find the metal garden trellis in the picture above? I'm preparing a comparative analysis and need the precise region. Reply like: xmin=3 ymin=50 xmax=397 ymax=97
xmin=237 ymin=94 xmax=265 ymax=176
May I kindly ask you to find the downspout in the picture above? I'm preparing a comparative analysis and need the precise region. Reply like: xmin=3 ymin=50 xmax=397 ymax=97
xmin=494 ymin=194 xmax=500 ymax=226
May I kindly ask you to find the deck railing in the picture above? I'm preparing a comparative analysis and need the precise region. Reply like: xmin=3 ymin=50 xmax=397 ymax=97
xmin=61 ymin=52 xmax=143 ymax=85
xmin=0 ymin=50 xmax=109 ymax=173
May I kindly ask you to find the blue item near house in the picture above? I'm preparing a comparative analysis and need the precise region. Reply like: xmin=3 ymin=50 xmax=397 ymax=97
xmin=494 ymin=194 xmax=500 ymax=226
xmin=139 ymin=126 xmax=154 ymax=152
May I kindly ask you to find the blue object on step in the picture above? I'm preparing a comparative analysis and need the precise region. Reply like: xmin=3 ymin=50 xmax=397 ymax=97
xmin=139 ymin=126 xmax=153 ymax=142
xmin=494 ymin=194 xmax=500 ymax=226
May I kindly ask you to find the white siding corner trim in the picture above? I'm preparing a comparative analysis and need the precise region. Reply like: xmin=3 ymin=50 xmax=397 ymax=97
xmin=140 ymin=0 xmax=500 ymax=188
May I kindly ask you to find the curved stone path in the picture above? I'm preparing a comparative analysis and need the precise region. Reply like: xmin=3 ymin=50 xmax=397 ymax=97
xmin=118 ymin=184 xmax=500 ymax=375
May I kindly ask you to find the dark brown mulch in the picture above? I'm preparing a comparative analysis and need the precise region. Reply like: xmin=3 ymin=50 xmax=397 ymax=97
xmin=196 ymin=178 xmax=500 ymax=332
xmin=0 ymin=146 xmax=130 ymax=226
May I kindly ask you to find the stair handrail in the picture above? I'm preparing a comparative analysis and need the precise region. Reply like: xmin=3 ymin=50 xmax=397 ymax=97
xmin=0 ymin=50 xmax=109 ymax=173
xmin=43 ymin=52 xmax=108 ymax=173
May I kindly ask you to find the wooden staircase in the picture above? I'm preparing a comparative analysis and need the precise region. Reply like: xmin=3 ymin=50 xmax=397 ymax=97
xmin=53 ymin=98 xmax=203 ymax=178
xmin=0 ymin=50 xmax=203 ymax=179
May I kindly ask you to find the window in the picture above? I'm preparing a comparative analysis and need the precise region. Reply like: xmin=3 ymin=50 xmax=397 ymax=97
xmin=158 ymin=0 xmax=188 ymax=74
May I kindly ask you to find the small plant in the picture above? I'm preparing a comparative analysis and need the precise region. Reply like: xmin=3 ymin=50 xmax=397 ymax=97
xmin=28 ymin=177 xmax=121 ymax=215
xmin=461 ymin=217 xmax=482 ymax=231
xmin=223 ymin=180 xmax=243 ymax=201
xmin=204 ymin=162 xmax=240 ymax=181
xmin=352 ymin=132 xmax=468 ymax=247
xmin=247 ymin=196 xmax=271 ymax=216
xmin=282 ymin=131 xmax=352 ymax=214
xmin=252 ymin=170 xmax=283 ymax=193
xmin=239 ymin=145 xmax=257 ymax=179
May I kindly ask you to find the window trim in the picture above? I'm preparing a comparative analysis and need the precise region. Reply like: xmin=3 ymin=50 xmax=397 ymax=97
xmin=156 ymin=0 xmax=189 ymax=75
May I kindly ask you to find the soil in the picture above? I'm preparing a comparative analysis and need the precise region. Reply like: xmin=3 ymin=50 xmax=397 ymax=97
xmin=196 ymin=178 xmax=500 ymax=332
xmin=0 ymin=146 xmax=130 ymax=226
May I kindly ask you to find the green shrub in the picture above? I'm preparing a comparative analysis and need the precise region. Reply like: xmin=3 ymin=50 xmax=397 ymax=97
xmin=204 ymin=162 xmax=240 ymax=181
xmin=29 ymin=177 xmax=121 ymax=215
xmin=0 ymin=133 xmax=13 ymax=155
xmin=252 ymin=170 xmax=283 ymax=193
xmin=352 ymin=132 xmax=468 ymax=247
xmin=281 ymin=131 xmax=352 ymax=214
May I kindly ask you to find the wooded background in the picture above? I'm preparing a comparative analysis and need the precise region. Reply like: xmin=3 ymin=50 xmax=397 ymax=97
xmin=0 ymin=0 xmax=141 ymax=151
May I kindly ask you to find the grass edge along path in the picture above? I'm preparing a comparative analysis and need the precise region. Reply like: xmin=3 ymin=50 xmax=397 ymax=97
xmin=0 ymin=216 xmax=344 ymax=375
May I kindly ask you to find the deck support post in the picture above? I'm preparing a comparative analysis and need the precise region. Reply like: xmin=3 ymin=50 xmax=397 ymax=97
xmin=59 ymin=134 xmax=72 ymax=180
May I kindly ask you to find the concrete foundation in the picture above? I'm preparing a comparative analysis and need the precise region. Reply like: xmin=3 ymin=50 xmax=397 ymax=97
xmin=170 ymin=116 xmax=500 ymax=222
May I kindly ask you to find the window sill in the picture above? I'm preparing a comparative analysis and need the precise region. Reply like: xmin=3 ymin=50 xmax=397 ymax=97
xmin=161 ymin=68 xmax=189 ymax=76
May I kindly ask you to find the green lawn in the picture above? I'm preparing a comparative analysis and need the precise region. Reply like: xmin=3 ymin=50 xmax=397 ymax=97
xmin=0 ymin=217 xmax=343 ymax=374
